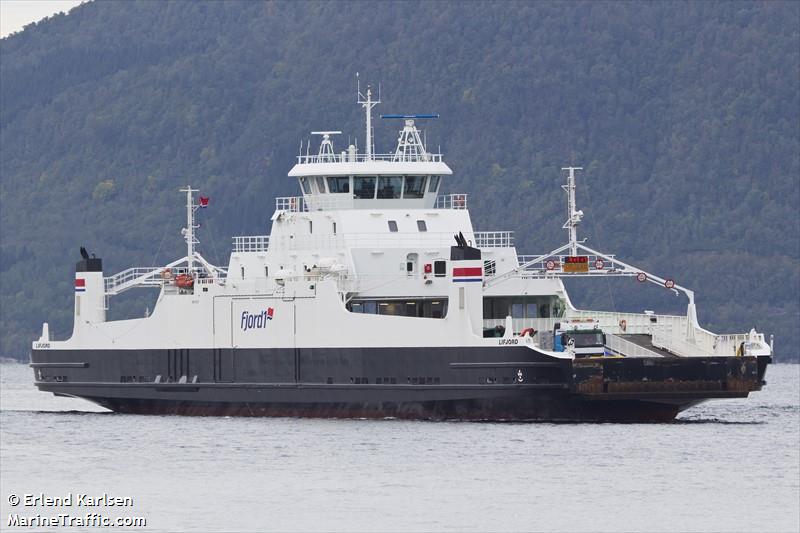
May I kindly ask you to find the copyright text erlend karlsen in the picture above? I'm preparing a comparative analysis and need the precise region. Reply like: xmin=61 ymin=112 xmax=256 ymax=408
xmin=15 ymin=493 xmax=133 ymax=507
xmin=7 ymin=492 xmax=146 ymax=528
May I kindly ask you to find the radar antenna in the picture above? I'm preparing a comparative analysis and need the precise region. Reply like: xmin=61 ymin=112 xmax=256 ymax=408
xmin=311 ymin=131 xmax=342 ymax=162
xmin=381 ymin=114 xmax=439 ymax=162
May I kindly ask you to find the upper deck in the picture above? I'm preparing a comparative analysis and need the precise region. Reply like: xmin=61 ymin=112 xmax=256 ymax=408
xmin=287 ymin=91 xmax=452 ymax=209
xmin=288 ymin=152 xmax=451 ymax=178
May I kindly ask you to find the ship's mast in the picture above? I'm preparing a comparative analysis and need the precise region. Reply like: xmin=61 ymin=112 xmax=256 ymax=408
xmin=180 ymin=185 xmax=199 ymax=271
xmin=357 ymin=79 xmax=380 ymax=160
xmin=561 ymin=166 xmax=584 ymax=256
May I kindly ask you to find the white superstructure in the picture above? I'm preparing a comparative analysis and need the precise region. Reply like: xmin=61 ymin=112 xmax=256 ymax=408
xmin=34 ymin=86 xmax=772 ymax=362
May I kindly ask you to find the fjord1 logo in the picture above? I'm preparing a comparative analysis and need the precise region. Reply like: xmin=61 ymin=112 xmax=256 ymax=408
xmin=241 ymin=308 xmax=274 ymax=331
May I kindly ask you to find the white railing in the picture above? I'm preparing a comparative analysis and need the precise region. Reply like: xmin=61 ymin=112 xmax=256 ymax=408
xmin=104 ymin=267 xmax=164 ymax=295
xmin=651 ymin=326 xmax=706 ymax=357
xmin=232 ymin=235 xmax=269 ymax=253
xmin=605 ymin=333 xmax=664 ymax=358
xmin=568 ymin=308 xmax=759 ymax=357
xmin=435 ymin=193 xmax=468 ymax=210
xmin=483 ymin=318 xmax=560 ymax=332
xmin=475 ymin=231 xmax=514 ymax=248
xmin=567 ymin=309 xmax=686 ymax=336
xmin=266 ymin=231 xmax=472 ymax=251
xmin=275 ymin=196 xmax=305 ymax=212
xmin=295 ymin=152 xmax=444 ymax=164
xmin=105 ymin=266 xmax=227 ymax=296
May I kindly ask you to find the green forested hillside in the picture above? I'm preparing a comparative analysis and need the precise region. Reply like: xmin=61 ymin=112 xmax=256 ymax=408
xmin=1 ymin=1 xmax=798 ymax=360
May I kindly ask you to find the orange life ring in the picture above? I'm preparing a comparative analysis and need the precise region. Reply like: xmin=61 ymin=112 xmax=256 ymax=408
xmin=520 ymin=327 xmax=537 ymax=338
xmin=619 ymin=319 xmax=627 ymax=332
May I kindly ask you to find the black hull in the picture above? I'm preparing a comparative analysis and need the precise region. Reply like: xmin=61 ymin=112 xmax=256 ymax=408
xmin=30 ymin=346 xmax=770 ymax=423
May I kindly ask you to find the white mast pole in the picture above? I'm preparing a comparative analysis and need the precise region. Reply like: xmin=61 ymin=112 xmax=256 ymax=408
xmin=358 ymin=80 xmax=380 ymax=161
xmin=561 ymin=166 xmax=584 ymax=256
xmin=180 ymin=185 xmax=198 ymax=271
xmin=365 ymin=87 xmax=373 ymax=160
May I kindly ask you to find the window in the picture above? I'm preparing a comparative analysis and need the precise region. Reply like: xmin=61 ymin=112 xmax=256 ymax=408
xmin=511 ymin=303 xmax=524 ymax=318
xmin=434 ymin=260 xmax=446 ymax=277
xmin=347 ymin=299 xmax=447 ymax=318
xmin=299 ymin=177 xmax=311 ymax=194
xmin=429 ymin=300 xmax=446 ymax=318
xmin=388 ymin=220 xmax=398 ymax=232
xmin=428 ymin=175 xmax=440 ymax=193
xmin=417 ymin=220 xmax=427 ymax=232
xmin=377 ymin=177 xmax=402 ymax=199
xmin=484 ymin=260 xmax=496 ymax=277
xmin=240 ymin=266 xmax=245 ymax=279
xmin=353 ymin=177 xmax=376 ymax=199
xmin=326 ymin=176 xmax=350 ymax=193
xmin=309 ymin=220 xmax=313 ymax=234
xmin=264 ymin=266 xmax=269 ymax=278
xmin=332 ymin=222 xmax=337 ymax=235
xmin=315 ymin=176 xmax=326 ymax=193
xmin=404 ymin=176 xmax=426 ymax=198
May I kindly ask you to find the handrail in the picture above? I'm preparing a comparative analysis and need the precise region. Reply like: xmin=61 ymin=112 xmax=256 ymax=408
xmin=104 ymin=267 xmax=164 ymax=295
xmin=434 ymin=193 xmax=467 ymax=209
xmin=475 ymin=231 xmax=514 ymax=248
xmin=232 ymin=235 xmax=270 ymax=253
xmin=295 ymin=152 xmax=444 ymax=164
xmin=605 ymin=333 xmax=664 ymax=358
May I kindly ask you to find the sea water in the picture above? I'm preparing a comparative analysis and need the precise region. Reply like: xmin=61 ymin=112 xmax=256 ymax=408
xmin=1 ymin=361 xmax=798 ymax=532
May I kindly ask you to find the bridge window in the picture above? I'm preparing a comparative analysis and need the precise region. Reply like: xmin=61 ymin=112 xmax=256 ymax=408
xmin=417 ymin=220 xmax=427 ymax=232
xmin=388 ymin=220 xmax=398 ymax=232
xmin=299 ymin=177 xmax=311 ymax=194
xmin=404 ymin=176 xmax=426 ymax=198
xmin=428 ymin=175 xmax=440 ymax=193
xmin=377 ymin=177 xmax=402 ymax=199
xmin=327 ymin=176 xmax=350 ymax=193
xmin=315 ymin=176 xmax=326 ymax=193
xmin=354 ymin=177 xmax=376 ymax=199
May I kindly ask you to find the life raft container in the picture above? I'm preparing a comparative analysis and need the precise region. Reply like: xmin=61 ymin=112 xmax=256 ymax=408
xmin=175 ymin=274 xmax=194 ymax=289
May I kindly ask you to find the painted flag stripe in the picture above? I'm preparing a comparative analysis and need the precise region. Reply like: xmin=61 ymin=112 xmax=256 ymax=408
xmin=75 ymin=279 xmax=85 ymax=287
xmin=452 ymin=267 xmax=482 ymax=277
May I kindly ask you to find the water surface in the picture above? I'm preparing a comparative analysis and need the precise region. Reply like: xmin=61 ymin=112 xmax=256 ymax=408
xmin=1 ymin=362 xmax=798 ymax=532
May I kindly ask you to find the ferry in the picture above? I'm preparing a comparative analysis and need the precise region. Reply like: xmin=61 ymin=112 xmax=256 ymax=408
xmin=30 ymin=86 xmax=772 ymax=421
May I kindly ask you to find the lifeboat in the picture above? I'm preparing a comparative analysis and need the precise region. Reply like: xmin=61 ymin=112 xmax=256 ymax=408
xmin=175 ymin=274 xmax=194 ymax=289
